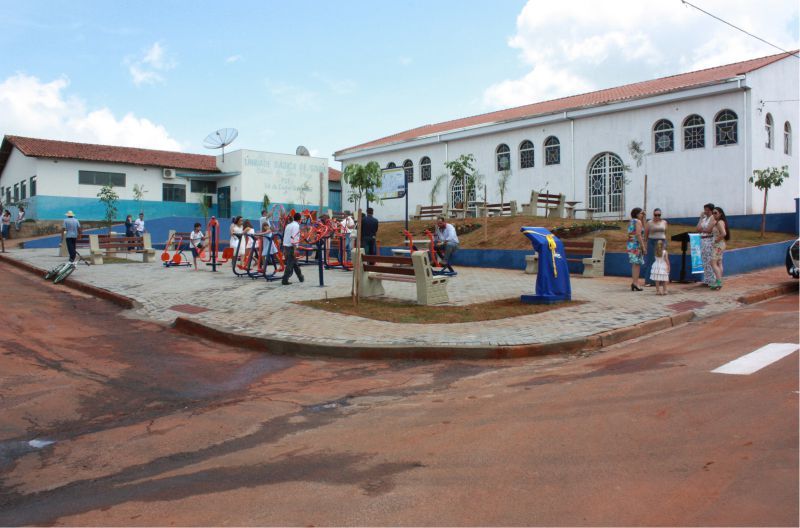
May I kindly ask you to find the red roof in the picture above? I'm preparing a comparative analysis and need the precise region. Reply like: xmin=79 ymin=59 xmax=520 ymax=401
xmin=336 ymin=51 xmax=796 ymax=156
xmin=1 ymin=135 xmax=219 ymax=172
xmin=328 ymin=167 xmax=342 ymax=182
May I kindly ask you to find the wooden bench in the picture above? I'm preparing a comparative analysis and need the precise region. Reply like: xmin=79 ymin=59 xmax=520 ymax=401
xmin=412 ymin=203 xmax=448 ymax=221
xmin=521 ymin=191 xmax=565 ymax=218
xmin=477 ymin=200 xmax=518 ymax=217
xmin=89 ymin=233 xmax=156 ymax=264
xmin=59 ymin=232 xmax=112 ymax=257
xmin=356 ymin=249 xmax=449 ymax=305
xmin=528 ymin=237 xmax=606 ymax=277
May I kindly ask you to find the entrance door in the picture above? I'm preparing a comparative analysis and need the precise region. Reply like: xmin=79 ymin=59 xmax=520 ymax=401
xmin=329 ymin=189 xmax=342 ymax=212
xmin=217 ymin=186 xmax=231 ymax=218
xmin=588 ymin=152 xmax=624 ymax=216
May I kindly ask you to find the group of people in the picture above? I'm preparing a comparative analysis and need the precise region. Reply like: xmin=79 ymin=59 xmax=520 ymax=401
xmin=1 ymin=206 xmax=25 ymax=240
xmin=627 ymin=203 xmax=730 ymax=293
xmin=124 ymin=213 xmax=147 ymax=239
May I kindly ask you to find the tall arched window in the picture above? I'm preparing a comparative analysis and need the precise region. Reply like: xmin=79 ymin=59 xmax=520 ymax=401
xmin=715 ymin=109 xmax=738 ymax=146
xmin=588 ymin=152 xmax=625 ymax=215
xmin=653 ymin=119 xmax=674 ymax=153
xmin=765 ymin=113 xmax=774 ymax=149
xmin=387 ymin=161 xmax=397 ymax=169
xmin=496 ymin=144 xmax=510 ymax=171
xmin=403 ymin=159 xmax=413 ymax=183
xmin=420 ymin=156 xmax=432 ymax=180
xmin=450 ymin=175 xmax=476 ymax=208
xmin=519 ymin=140 xmax=534 ymax=169
xmin=544 ymin=136 xmax=560 ymax=165
xmin=683 ymin=114 xmax=705 ymax=150
xmin=785 ymin=122 xmax=792 ymax=156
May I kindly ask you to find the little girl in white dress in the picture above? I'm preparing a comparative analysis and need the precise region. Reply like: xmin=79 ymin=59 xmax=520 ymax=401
xmin=650 ymin=240 xmax=670 ymax=295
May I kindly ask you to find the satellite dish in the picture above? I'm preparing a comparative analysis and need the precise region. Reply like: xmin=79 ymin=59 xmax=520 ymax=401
xmin=203 ymin=128 xmax=238 ymax=161
xmin=296 ymin=145 xmax=310 ymax=156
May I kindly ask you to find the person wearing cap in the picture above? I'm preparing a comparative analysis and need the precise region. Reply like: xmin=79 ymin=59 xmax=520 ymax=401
xmin=63 ymin=211 xmax=81 ymax=262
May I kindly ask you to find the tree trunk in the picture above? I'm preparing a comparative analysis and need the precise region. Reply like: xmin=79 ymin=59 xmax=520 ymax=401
xmin=760 ymin=189 xmax=768 ymax=238
xmin=352 ymin=207 xmax=362 ymax=305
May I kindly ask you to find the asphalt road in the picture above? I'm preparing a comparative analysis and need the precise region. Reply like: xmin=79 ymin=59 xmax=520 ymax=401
xmin=0 ymin=263 xmax=797 ymax=526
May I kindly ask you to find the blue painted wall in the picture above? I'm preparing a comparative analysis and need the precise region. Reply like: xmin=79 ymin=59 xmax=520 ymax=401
xmin=669 ymin=206 xmax=799 ymax=235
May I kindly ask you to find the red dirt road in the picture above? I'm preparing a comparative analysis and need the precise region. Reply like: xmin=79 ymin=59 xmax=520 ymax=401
xmin=0 ymin=263 xmax=797 ymax=526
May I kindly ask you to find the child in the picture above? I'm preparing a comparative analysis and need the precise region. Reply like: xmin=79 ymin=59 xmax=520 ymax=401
xmin=189 ymin=222 xmax=205 ymax=270
xmin=649 ymin=240 xmax=670 ymax=295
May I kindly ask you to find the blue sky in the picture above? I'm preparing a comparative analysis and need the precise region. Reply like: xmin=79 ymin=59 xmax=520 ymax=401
xmin=1 ymin=0 xmax=797 ymax=167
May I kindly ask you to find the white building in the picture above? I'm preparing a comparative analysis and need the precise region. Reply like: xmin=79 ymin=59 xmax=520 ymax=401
xmin=0 ymin=136 xmax=329 ymax=220
xmin=335 ymin=51 xmax=799 ymax=221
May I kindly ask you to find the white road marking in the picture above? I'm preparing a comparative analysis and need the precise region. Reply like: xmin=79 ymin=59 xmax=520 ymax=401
xmin=712 ymin=343 xmax=799 ymax=375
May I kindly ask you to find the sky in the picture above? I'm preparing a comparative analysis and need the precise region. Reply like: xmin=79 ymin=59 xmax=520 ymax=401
xmin=0 ymin=0 xmax=797 ymax=168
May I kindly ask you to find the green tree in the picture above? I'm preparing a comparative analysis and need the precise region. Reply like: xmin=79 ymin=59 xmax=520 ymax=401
xmin=444 ymin=154 xmax=476 ymax=217
xmin=198 ymin=194 xmax=212 ymax=224
xmin=749 ymin=165 xmax=789 ymax=238
xmin=262 ymin=193 xmax=271 ymax=212
xmin=429 ymin=173 xmax=448 ymax=206
xmin=97 ymin=184 xmax=119 ymax=234
xmin=497 ymin=169 xmax=512 ymax=205
xmin=343 ymin=161 xmax=382 ymax=213
xmin=132 ymin=184 xmax=147 ymax=214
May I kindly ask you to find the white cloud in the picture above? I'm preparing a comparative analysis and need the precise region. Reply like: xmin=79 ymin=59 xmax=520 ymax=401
xmin=225 ymin=54 xmax=243 ymax=63
xmin=484 ymin=0 xmax=799 ymax=109
xmin=311 ymin=72 xmax=356 ymax=95
xmin=0 ymin=73 xmax=182 ymax=151
xmin=125 ymin=42 xmax=176 ymax=86
xmin=266 ymin=80 xmax=319 ymax=110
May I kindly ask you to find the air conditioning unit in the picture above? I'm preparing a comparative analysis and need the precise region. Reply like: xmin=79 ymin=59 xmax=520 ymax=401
xmin=163 ymin=168 xmax=175 ymax=179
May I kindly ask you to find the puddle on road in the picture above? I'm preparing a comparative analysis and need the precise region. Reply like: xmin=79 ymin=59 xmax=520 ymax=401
xmin=305 ymin=397 xmax=352 ymax=413
xmin=0 ymin=438 xmax=56 ymax=468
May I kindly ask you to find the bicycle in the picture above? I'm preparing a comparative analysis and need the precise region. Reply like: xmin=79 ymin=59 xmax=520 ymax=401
xmin=44 ymin=251 xmax=91 ymax=283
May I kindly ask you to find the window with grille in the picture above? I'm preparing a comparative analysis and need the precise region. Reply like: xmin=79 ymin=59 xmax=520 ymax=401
xmin=190 ymin=180 xmax=217 ymax=194
xmin=765 ymin=113 xmax=774 ymax=149
xmin=785 ymin=122 xmax=792 ymax=155
xmin=387 ymin=162 xmax=396 ymax=169
xmin=519 ymin=140 xmax=534 ymax=169
xmin=20 ymin=180 xmax=26 ymax=200
xmin=29 ymin=176 xmax=36 ymax=197
xmin=715 ymin=109 xmax=738 ymax=146
xmin=496 ymin=144 xmax=510 ymax=171
xmin=683 ymin=115 xmax=705 ymax=149
xmin=78 ymin=170 xmax=126 ymax=187
xmin=653 ymin=119 xmax=674 ymax=153
xmin=13 ymin=183 xmax=19 ymax=202
xmin=420 ymin=157 xmax=431 ymax=180
xmin=449 ymin=176 xmax=475 ymax=208
xmin=162 ymin=183 xmax=186 ymax=203
xmin=544 ymin=136 xmax=560 ymax=165
xmin=403 ymin=159 xmax=413 ymax=183
xmin=588 ymin=152 xmax=624 ymax=214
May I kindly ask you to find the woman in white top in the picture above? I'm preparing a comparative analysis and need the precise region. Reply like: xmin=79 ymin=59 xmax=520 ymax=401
xmin=15 ymin=206 xmax=25 ymax=231
xmin=229 ymin=216 xmax=244 ymax=258
xmin=696 ymin=203 xmax=717 ymax=286
xmin=643 ymin=208 xmax=668 ymax=286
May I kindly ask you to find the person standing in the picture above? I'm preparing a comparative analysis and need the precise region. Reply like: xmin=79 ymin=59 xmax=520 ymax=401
xmin=643 ymin=208 xmax=668 ymax=286
xmin=189 ymin=222 xmax=206 ymax=270
xmin=649 ymin=240 xmax=671 ymax=295
xmin=281 ymin=212 xmax=304 ymax=285
xmin=124 ymin=215 xmax=135 ymax=237
xmin=627 ymin=207 xmax=646 ymax=291
xmin=63 ymin=211 xmax=81 ymax=263
xmin=341 ymin=211 xmax=355 ymax=262
xmin=434 ymin=216 xmax=459 ymax=273
xmin=709 ymin=207 xmax=729 ymax=290
xmin=14 ymin=206 xmax=25 ymax=231
xmin=133 ymin=212 xmax=145 ymax=238
xmin=259 ymin=209 xmax=269 ymax=232
xmin=1 ymin=210 xmax=11 ymax=240
xmin=696 ymin=203 xmax=717 ymax=286
xmin=360 ymin=207 xmax=379 ymax=255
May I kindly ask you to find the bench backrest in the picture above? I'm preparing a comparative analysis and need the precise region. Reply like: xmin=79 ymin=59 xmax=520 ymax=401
xmin=90 ymin=233 xmax=153 ymax=251
xmin=361 ymin=254 xmax=415 ymax=275
xmin=537 ymin=193 xmax=564 ymax=205
xmin=562 ymin=237 xmax=606 ymax=258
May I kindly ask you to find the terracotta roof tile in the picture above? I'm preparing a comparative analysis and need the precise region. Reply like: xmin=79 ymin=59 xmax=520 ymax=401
xmin=335 ymin=51 xmax=796 ymax=156
xmin=328 ymin=167 xmax=342 ymax=182
xmin=3 ymin=135 xmax=219 ymax=172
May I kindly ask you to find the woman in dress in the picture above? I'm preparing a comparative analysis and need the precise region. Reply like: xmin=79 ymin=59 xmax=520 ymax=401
xmin=627 ymin=207 xmax=646 ymax=291
xmin=710 ymin=207 xmax=729 ymax=290
xmin=229 ymin=216 xmax=244 ymax=260
xmin=242 ymin=220 xmax=255 ymax=265
xmin=696 ymin=203 xmax=717 ymax=286
xmin=649 ymin=240 xmax=671 ymax=295
xmin=643 ymin=207 xmax=668 ymax=286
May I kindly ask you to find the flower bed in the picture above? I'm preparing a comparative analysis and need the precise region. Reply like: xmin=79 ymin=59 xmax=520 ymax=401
xmin=551 ymin=221 xmax=620 ymax=239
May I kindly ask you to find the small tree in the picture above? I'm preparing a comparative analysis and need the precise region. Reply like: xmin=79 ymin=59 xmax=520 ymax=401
xmin=429 ymin=173 xmax=448 ymax=207
xmin=343 ymin=161 xmax=382 ymax=213
xmin=749 ymin=165 xmax=788 ymax=238
xmin=444 ymin=154 xmax=476 ymax=218
xmin=497 ymin=169 xmax=512 ymax=205
xmin=298 ymin=182 xmax=312 ymax=205
xmin=97 ymin=184 xmax=119 ymax=234
xmin=132 ymin=184 xmax=147 ymax=214
xmin=262 ymin=193 xmax=271 ymax=212
xmin=198 ymin=194 xmax=212 ymax=224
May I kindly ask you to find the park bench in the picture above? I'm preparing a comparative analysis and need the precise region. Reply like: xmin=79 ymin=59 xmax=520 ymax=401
xmin=411 ymin=203 xmax=448 ymax=221
xmin=88 ymin=233 xmax=156 ymax=265
xmin=476 ymin=200 xmax=518 ymax=217
xmin=525 ymin=237 xmax=606 ymax=277
xmin=59 ymin=232 xmax=112 ymax=257
xmin=521 ymin=191 xmax=566 ymax=218
xmin=355 ymin=249 xmax=449 ymax=305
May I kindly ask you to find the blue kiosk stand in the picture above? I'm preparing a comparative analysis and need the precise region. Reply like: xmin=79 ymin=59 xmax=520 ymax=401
xmin=520 ymin=227 xmax=572 ymax=304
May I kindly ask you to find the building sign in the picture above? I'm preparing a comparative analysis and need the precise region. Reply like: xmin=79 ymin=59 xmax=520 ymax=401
xmin=377 ymin=167 xmax=405 ymax=200
xmin=241 ymin=150 xmax=326 ymax=206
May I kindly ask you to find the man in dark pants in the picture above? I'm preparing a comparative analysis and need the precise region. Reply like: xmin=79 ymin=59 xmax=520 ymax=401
xmin=360 ymin=207 xmax=379 ymax=255
xmin=281 ymin=212 xmax=304 ymax=285
xmin=63 ymin=210 xmax=81 ymax=262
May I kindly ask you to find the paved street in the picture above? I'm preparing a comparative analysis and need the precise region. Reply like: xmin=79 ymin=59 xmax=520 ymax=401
xmin=0 ymin=261 xmax=797 ymax=526
xmin=3 ymin=248 xmax=793 ymax=350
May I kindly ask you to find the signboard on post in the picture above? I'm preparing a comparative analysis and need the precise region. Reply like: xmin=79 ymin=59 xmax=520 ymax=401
xmin=376 ymin=167 xmax=406 ymax=200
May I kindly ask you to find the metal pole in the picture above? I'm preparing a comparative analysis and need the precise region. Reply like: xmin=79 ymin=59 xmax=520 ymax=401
xmin=317 ymin=240 xmax=324 ymax=286
xmin=404 ymin=170 xmax=409 ymax=231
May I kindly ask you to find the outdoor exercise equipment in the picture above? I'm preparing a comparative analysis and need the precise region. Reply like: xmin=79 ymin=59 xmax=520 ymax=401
xmin=161 ymin=233 xmax=192 ymax=268
xmin=520 ymin=226 xmax=571 ymax=304
xmin=403 ymin=228 xmax=458 ymax=277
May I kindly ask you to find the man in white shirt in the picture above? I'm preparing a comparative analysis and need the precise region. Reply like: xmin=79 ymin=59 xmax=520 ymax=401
xmin=341 ymin=211 xmax=355 ymax=262
xmin=434 ymin=216 xmax=459 ymax=273
xmin=259 ymin=209 xmax=269 ymax=232
xmin=281 ymin=212 xmax=304 ymax=285
xmin=133 ymin=213 xmax=145 ymax=238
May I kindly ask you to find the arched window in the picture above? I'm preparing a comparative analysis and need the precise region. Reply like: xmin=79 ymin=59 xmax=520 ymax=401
xmin=683 ymin=114 xmax=705 ymax=150
xmin=653 ymin=119 xmax=674 ymax=153
xmin=785 ymin=122 xmax=792 ymax=156
xmin=420 ymin=156 xmax=432 ymax=180
xmin=588 ymin=152 xmax=625 ymax=214
xmin=403 ymin=159 xmax=413 ymax=183
xmin=387 ymin=162 xmax=397 ymax=169
xmin=544 ymin=136 xmax=560 ymax=165
xmin=449 ymin=175 xmax=476 ymax=208
xmin=715 ymin=109 xmax=738 ymax=146
xmin=496 ymin=144 xmax=510 ymax=171
xmin=765 ymin=113 xmax=774 ymax=149
xmin=519 ymin=140 xmax=534 ymax=169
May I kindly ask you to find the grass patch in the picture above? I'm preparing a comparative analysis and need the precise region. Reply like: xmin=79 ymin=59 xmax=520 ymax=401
xmin=298 ymin=296 xmax=584 ymax=324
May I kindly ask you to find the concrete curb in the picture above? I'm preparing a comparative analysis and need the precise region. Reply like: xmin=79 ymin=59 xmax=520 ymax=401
xmin=737 ymin=281 xmax=798 ymax=304
xmin=0 ymin=254 xmax=138 ymax=309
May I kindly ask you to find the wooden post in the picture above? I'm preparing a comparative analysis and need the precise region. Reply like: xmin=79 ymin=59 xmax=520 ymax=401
xmin=643 ymin=173 xmax=648 ymax=217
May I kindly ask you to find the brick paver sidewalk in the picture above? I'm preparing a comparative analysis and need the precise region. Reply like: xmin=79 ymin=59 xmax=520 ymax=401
xmin=5 ymin=248 xmax=795 ymax=349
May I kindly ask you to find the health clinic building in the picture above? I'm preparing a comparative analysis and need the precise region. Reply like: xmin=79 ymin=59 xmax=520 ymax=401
xmin=0 ymin=135 xmax=331 ymax=220
xmin=335 ymin=51 xmax=798 ymax=221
